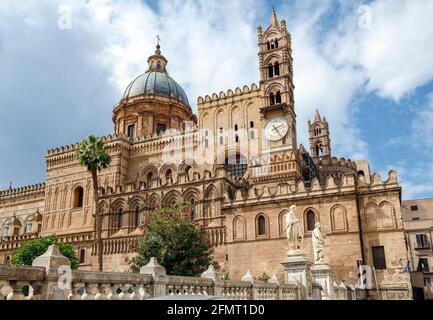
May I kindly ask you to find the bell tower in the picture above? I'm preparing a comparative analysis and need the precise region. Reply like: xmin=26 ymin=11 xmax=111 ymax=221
xmin=251 ymin=9 xmax=301 ymax=184
xmin=257 ymin=8 xmax=297 ymax=151
xmin=308 ymin=110 xmax=331 ymax=159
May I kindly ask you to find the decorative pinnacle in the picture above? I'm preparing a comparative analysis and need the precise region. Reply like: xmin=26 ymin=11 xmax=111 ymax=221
xmin=155 ymin=34 xmax=161 ymax=54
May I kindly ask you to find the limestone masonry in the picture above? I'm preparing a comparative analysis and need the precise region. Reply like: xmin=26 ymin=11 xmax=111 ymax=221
xmin=0 ymin=10 xmax=410 ymax=295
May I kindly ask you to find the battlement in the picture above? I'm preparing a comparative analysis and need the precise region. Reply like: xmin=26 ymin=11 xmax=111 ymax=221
xmin=225 ymin=170 xmax=399 ymax=205
xmin=0 ymin=182 xmax=45 ymax=199
xmin=197 ymin=83 xmax=259 ymax=108
xmin=315 ymin=156 xmax=357 ymax=170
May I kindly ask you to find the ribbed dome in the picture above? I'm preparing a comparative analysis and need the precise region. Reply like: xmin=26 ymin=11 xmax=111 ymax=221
xmin=123 ymin=71 xmax=190 ymax=108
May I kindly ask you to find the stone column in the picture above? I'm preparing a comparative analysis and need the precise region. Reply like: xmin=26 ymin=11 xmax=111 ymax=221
xmin=32 ymin=244 xmax=72 ymax=300
xmin=281 ymin=252 xmax=312 ymax=300
xmin=140 ymin=257 xmax=168 ymax=297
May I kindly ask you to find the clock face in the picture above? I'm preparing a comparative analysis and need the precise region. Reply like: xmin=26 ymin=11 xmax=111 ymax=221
xmin=265 ymin=117 xmax=289 ymax=141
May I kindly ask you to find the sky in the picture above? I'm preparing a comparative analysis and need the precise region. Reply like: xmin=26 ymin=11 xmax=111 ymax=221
xmin=0 ymin=0 xmax=432 ymax=200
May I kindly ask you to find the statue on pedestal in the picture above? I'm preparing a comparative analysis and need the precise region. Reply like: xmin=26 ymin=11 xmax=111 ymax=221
xmin=312 ymin=222 xmax=326 ymax=263
xmin=285 ymin=205 xmax=303 ymax=253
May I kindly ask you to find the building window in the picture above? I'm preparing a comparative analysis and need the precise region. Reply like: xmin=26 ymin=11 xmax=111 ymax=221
xmin=270 ymin=93 xmax=275 ymax=105
xmin=276 ymin=91 xmax=282 ymax=104
xmin=357 ymin=170 xmax=365 ymax=177
xmin=316 ymin=142 xmax=323 ymax=157
xmin=165 ymin=169 xmax=173 ymax=183
xmin=250 ymin=130 xmax=255 ymax=139
xmin=417 ymin=258 xmax=429 ymax=273
xmin=306 ymin=210 xmax=316 ymax=231
xmin=410 ymin=205 xmax=418 ymax=211
xmin=234 ymin=124 xmax=238 ymax=131
xmin=118 ymin=208 xmax=124 ymax=228
xmin=258 ymin=215 xmax=266 ymax=236
xmin=25 ymin=222 xmax=32 ymax=233
xmin=2 ymin=225 xmax=9 ymax=236
xmin=274 ymin=63 xmax=280 ymax=76
xmin=250 ymin=121 xmax=254 ymax=128
xmin=268 ymin=64 xmax=274 ymax=78
xmin=73 ymin=186 xmax=84 ymax=208
xmin=156 ymin=123 xmax=167 ymax=135
xmin=134 ymin=207 xmax=141 ymax=227
xmin=127 ymin=124 xmax=135 ymax=138
xmin=416 ymin=234 xmax=430 ymax=248
xmin=79 ymin=249 xmax=85 ymax=264
xmin=235 ymin=134 xmax=239 ymax=143
xmin=372 ymin=246 xmax=387 ymax=270
xmin=266 ymin=41 xmax=271 ymax=50
xmin=204 ymin=139 xmax=209 ymax=148
xmin=224 ymin=154 xmax=248 ymax=178
xmin=424 ymin=277 xmax=431 ymax=288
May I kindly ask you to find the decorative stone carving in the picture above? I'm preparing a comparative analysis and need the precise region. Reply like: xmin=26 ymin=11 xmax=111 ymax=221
xmin=285 ymin=205 xmax=303 ymax=254
xmin=312 ymin=222 xmax=326 ymax=263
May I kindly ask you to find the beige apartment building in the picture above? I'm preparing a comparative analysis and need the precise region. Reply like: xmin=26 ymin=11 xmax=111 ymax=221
xmin=0 ymin=10 xmax=411 ymax=297
xmin=402 ymin=198 xmax=433 ymax=298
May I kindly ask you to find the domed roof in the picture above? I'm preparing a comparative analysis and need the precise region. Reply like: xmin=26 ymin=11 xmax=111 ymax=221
xmin=123 ymin=71 xmax=190 ymax=107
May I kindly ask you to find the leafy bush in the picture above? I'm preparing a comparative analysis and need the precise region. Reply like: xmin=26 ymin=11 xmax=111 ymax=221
xmin=130 ymin=201 xmax=215 ymax=276
xmin=258 ymin=272 xmax=271 ymax=282
xmin=10 ymin=234 xmax=79 ymax=269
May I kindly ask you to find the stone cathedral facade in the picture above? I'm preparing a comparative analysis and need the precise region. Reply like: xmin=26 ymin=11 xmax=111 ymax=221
xmin=0 ymin=11 xmax=410 ymax=293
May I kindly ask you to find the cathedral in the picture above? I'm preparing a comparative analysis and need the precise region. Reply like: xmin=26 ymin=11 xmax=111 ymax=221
xmin=0 ymin=10 xmax=410 ymax=293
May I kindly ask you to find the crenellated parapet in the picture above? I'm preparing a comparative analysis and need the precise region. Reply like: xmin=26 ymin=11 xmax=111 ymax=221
xmin=356 ymin=170 xmax=399 ymax=192
xmin=224 ymin=169 xmax=399 ymax=206
xmin=0 ymin=183 xmax=45 ymax=202
xmin=197 ymin=83 xmax=259 ymax=109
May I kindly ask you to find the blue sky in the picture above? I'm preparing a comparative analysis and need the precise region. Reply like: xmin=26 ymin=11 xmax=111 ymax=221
xmin=0 ymin=0 xmax=432 ymax=200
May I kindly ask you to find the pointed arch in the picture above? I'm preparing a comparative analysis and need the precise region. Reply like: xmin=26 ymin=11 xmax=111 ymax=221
xmin=279 ymin=209 xmax=289 ymax=236
xmin=304 ymin=208 xmax=319 ymax=232
xmin=255 ymin=213 xmax=269 ymax=238
xmin=330 ymin=204 xmax=348 ymax=232
xmin=233 ymin=215 xmax=246 ymax=241
xmin=162 ymin=190 xmax=181 ymax=208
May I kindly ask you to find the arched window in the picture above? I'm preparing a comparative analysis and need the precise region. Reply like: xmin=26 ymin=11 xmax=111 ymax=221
xmin=276 ymin=91 xmax=282 ymax=104
xmin=270 ymin=93 xmax=275 ymax=105
xmin=234 ymin=124 xmax=238 ymax=131
xmin=146 ymin=171 xmax=153 ymax=187
xmin=316 ymin=142 xmax=323 ymax=157
xmin=258 ymin=215 xmax=266 ymax=236
xmin=25 ymin=221 xmax=32 ymax=233
xmin=274 ymin=63 xmax=280 ymax=76
xmin=268 ymin=64 xmax=274 ymax=78
xmin=134 ymin=206 xmax=141 ymax=227
xmin=73 ymin=186 xmax=84 ymax=208
xmin=357 ymin=170 xmax=365 ymax=177
xmin=250 ymin=130 xmax=255 ymax=139
xmin=165 ymin=169 xmax=173 ymax=183
xmin=235 ymin=134 xmax=239 ymax=143
xmin=2 ymin=224 xmax=9 ymax=236
xmin=219 ymin=128 xmax=224 ymax=145
xmin=267 ymin=41 xmax=271 ymax=50
xmin=185 ymin=165 xmax=192 ymax=181
xmin=275 ymin=39 xmax=279 ymax=48
xmin=118 ymin=208 xmax=124 ymax=229
xmin=306 ymin=210 xmax=316 ymax=231
xmin=79 ymin=249 xmax=85 ymax=264
xmin=250 ymin=121 xmax=254 ymax=128
xmin=270 ymin=40 xmax=275 ymax=49
xmin=224 ymin=154 xmax=248 ymax=178
xmin=204 ymin=139 xmax=209 ymax=148
xmin=6 ymin=256 xmax=10 ymax=264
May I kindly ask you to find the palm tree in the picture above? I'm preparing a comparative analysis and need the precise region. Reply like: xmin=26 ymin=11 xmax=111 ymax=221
xmin=76 ymin=135 xmax=111 ymax=271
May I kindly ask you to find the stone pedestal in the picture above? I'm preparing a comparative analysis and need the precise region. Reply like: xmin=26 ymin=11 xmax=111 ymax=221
xmin=311 ymin=263 xmax=334 ymax=300
xmin=281 ymin=251 xmax=312 ymax=299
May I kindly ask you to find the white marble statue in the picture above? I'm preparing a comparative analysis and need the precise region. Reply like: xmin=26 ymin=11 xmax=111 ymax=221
xmin=285 ymin=205 xmax=303 ymax=252
xmin=312 ymin=222 xmax=326 ymax=263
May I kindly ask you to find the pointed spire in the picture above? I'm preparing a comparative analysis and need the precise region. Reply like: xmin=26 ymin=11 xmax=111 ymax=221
xmin=9 ymin=181 xmax=12 ymax=190
xmin=314 ymin=109 xmax=322 ymax=122
xmin=271 ymin=6 xmax=279 ymax=28
xmin=155 ymin=34 xmax=161 ymax=55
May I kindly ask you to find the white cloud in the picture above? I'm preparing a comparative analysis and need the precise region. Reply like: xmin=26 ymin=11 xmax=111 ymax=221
xmin=326 ymin=0 xmax=433 ymax=101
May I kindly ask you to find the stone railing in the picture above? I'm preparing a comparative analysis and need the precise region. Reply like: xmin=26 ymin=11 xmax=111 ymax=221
xmin=0 ymin=245 xmax=301 ymax=300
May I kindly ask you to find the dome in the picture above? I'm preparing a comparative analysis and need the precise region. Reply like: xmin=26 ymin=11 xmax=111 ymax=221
xmin=123 ymin=71 xmax=190 ymax=108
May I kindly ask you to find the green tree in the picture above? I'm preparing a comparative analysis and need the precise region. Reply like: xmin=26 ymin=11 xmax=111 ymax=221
xmin=258 ymin=272 xmax=271 ymax=282
xmin=10 ymin=235 xmax=79 ymax=269
xmin=76 ymin=135 xmax=111 ymax=271
xmin=131 ymin=201 xmax=215 ymax=276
